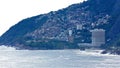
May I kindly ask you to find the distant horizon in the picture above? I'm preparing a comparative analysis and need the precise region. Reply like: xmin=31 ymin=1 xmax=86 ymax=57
xmin=0 ymin=0 xmax=85 ymax=36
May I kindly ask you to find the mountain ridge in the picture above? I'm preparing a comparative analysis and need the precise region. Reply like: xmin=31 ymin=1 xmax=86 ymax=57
xmin=0 ymin=0 xmax=120 ymax=54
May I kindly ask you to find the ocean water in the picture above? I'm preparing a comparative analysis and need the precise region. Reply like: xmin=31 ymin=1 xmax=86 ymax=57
xmin=0 ymin=46 xmax=120 ymax=68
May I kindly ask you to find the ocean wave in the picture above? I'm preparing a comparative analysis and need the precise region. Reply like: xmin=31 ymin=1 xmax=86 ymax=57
xmin=74 ymin=49 xmax=117 ymax=56
xmin=0 ymin=45 xmax=16 ymax=51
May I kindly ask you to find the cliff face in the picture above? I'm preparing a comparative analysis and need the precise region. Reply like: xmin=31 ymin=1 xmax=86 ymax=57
xmin=0 ymin=0 xmax=120 ymax=50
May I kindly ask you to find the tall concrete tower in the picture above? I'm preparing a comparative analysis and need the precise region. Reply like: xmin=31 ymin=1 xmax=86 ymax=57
xmin=90 ymin=29 xmax=105 ymax=47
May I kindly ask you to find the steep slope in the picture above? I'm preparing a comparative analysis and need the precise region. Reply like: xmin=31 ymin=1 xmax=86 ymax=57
xmin=0 ymin=0 xmax=120 ymax=50
xmin=0 ymin=14 xmax=48 ymax=45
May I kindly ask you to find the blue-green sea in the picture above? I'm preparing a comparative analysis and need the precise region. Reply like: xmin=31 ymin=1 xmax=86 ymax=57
xmin=0 ymin=46 xmax=119 ymax=68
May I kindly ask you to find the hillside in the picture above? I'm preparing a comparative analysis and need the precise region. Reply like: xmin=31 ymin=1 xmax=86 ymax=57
xmin=0 ymin=0 xmax=120 ymax=53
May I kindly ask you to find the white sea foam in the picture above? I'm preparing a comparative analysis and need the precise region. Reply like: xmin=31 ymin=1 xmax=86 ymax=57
xmin=74 ymin=49 xmax=117 ymax=57
xmin=0 ymin=45 xmax=16 ymax=51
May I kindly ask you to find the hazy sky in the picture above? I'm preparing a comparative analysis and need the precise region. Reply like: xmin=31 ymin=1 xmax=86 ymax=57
xmin=0 ymin=0 xmax=84 ymax=36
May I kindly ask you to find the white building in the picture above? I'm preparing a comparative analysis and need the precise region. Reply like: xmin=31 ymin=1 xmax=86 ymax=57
xmin=68 ymin=30 xmax=74 ymax=43
xmin=90 ymin=29 xmax=105 ymax=46
xmin=76 ymin=24 xmax=83 ymax=30
xmin=68 ymin=30 xmax=73 ymax=36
